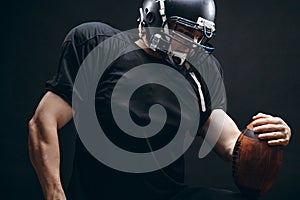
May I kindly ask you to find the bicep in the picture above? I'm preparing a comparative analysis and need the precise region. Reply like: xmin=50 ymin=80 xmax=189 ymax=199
xmin=32 ymin=91 xmax=73 ymax=130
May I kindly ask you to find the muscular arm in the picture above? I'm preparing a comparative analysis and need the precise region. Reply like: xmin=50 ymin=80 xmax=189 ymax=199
xmin=28 ymin=91 xmax=73 ymax=200
xmin=201 ymin=109 xmax=240 ymax=162
xmin=201 ymin=110 xmax=291 ymax=162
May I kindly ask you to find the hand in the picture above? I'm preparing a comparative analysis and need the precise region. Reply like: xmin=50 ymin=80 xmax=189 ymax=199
xmin=252 ymin=112 xmax=291 ymax=146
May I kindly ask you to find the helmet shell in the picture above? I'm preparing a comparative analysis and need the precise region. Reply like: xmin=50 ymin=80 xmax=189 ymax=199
xmin=141 ymin=0 xmax=216 ymax=28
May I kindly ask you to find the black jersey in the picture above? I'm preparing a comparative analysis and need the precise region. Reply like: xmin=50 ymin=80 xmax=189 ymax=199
xmin=45 ymin=22 xmax=226 ymax=200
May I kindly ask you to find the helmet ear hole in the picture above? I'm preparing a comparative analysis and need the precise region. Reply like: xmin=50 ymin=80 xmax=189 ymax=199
xmin=146 ymin=12 xmax=155 ymax=24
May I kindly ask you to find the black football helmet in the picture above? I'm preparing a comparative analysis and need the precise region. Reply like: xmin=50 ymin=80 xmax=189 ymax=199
xmin=138 ymin=0 xmax=216 ymax=67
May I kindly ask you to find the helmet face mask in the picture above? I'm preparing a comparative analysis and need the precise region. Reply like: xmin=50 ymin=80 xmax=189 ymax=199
xmin=138 ymin=0 xmax=216 ymax=68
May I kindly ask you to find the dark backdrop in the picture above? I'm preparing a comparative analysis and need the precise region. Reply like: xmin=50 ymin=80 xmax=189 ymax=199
xmin=1 ymin=0 xmax=299 ymax=199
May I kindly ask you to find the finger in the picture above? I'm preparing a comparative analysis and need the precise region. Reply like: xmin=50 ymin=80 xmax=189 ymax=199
xmin=252 ymin=112 xmax=272 ymax=120
xmin=253 ymin=124 xmax=285 ymax=133
xmin=258 ymin=132 xmax=286 ymax=140
xmin=268 ymin=138 xmax=289 ymax=146
xmin=252 ymin=117 xmax=283 ymax=127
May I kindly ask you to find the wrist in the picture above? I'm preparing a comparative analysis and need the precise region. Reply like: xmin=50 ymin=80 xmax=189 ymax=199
xmin=44 ymin=185 xmax=66 ymax=200
xmin=42 ymin=181 xmax=65 ymax=199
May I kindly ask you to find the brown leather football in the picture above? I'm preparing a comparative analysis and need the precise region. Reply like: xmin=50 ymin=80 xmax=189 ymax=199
xmin=232 ymin=123 xmax=283 ymax=198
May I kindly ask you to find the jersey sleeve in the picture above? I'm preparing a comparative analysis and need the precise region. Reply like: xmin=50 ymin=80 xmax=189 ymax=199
xmin=191 ymin=54 xmax=227 ymax=129
xmin=45 ymin=22 xmax=120 ymax=105
xmin=207 ymin=55 xmax=227 ymax=111
xmin=45 ymin=39 xmax=79 ymax=105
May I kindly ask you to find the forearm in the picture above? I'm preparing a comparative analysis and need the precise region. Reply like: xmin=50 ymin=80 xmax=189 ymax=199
xmin=215 ymin=117 xmax=240 ymax=162
xmin=28 ymin=118 xmax=65 ymax=199
xmin=202 ymin=110 xmax=241 ymax=162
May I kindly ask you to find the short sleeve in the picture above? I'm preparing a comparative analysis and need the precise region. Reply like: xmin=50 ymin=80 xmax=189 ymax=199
xmin=45 ymin=39 xmax=79 ymax=105
xmin=206 ymin=56 xmax=227 ymax=111
xmin=45 ymin=22 xmax=121 ymax=105
xmin=191 ymin=54 xmax=227 ymax=129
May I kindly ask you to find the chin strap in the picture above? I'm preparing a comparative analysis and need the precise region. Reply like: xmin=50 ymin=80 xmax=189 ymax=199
xmin=157 ymin=0 xmax=170 ymax=37
xmin=138 ymin=8 xmax=146 ymax=38
xmin=158 ymin=0 xmax=166 ymax=23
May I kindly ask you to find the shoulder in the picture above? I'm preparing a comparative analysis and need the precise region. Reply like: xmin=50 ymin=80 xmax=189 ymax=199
xmin=206 ymin=54 xmax=224 ymax=78
xmin=63 ymin=22 xmax=121 ymax=46
xmin=205 ymin=54 xmax=222 ymax=71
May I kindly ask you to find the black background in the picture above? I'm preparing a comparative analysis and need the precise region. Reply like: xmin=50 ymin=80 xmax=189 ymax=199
xmin=1 ymin=0 xmax=300 ymax=199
